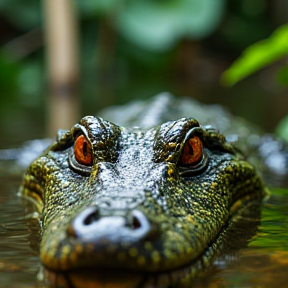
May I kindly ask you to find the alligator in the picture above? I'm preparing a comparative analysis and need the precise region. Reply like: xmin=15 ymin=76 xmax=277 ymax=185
xmin=20 ymin=93 xmax=286 ymax=288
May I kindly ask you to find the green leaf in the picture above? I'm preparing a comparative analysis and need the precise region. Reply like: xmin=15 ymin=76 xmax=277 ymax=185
xmin=221 ymin=24 xmax=288 ymax=86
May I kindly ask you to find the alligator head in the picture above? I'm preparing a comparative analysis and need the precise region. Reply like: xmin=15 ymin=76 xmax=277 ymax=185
xmin=21 ymin=116 xmax=265 ymax=287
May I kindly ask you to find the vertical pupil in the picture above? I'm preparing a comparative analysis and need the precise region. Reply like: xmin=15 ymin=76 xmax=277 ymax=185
xmin=188 ymin=143 xmax=194 ymax=155
xmin=82 ymin=141 xmax=88 ymax=157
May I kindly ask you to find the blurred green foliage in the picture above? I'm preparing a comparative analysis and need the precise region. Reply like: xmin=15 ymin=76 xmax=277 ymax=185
xmin=276 ymin=115 xmax=288 ymax=142
xmin=221 ymin=21 xmax=288 ymax=139
xmin=0 ymin=0 xmax=286 ymax=142
xmin=77 ymin=0 xmax=225 ymax=52
xmin=0 ymin=0 xmax=277 ymax=100
xmin=0 ymin=0 xmax=227 ymax=106
xmin=0 ymin=0 xmax=41 ymax=30
xmin=221 ymin=24 xmax=288 ymax=86
xmin=0 ymin=52 xmax=18 ymax=95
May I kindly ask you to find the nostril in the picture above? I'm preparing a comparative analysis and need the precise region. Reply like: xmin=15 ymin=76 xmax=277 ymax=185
xmin=130 ymin=210 xmax=160 ymax=240
xmin=125 ymin=210 xmax=147 ymax=231
xmin=83 ymin=208 xmax=99 ymax=225
xmin=132 ymin=215 xmax=141 ymax=230
xmin=67 ymin=207 xmax=160 ymax=242
xmin=67 ymin=206 xmax=99 ymax=237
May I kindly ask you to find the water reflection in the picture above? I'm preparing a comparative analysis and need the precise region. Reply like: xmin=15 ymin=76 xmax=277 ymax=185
xmin=0 ymin=165 xmax=288 ymax=287
xmin=210 ymin=189 xmax=288 ymax=288
xmin=0 ymin=170 xmax=39 ymax=288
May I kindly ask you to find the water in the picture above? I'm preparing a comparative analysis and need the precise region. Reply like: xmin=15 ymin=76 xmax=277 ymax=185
xmin=207 ymin=188 xmax=288 ymax=288
xmin=0 ymin=159 xmax=287 ymax=288
xmin=0 ymin=167 xmax=40 ymax=288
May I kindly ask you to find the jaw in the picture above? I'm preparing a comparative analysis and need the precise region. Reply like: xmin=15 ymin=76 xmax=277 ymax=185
xmin=43 ymin=217 xmax=244 ymax=288
xmin=45 ymin=269 xmax=146 ymax=288
xmin=41 ymin=220 xmax=229 ymax=288
xmin=40 ymin=209 xmax=216 ymax=274
xmin=44 ymin=257 xmax=209 ymax=288
xmin=41 ymin=196 xmax=262 ymax=288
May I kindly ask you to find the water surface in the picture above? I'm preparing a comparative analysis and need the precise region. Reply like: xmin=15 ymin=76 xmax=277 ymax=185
xmin=0 ymin=167 xmax=39 ymax=288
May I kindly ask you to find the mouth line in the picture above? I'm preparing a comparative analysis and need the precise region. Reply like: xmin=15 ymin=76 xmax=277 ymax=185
xmin=45 ymin=260 xmax=204 ymax=288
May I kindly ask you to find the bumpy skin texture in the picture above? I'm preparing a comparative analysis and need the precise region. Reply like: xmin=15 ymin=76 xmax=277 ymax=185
xmin=21 ymin=110 xmax=265 ymax=274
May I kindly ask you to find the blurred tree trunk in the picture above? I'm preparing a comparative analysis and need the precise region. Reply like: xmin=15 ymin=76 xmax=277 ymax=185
xmin=43 ymin=0 xmax=80 ymax=137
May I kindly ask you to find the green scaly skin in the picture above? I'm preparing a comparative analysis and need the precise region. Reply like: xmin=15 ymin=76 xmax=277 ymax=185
xmin=21 ymin=113 xmax=265 ymax=281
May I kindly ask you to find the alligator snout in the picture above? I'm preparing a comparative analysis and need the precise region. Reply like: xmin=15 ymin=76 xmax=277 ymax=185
xmin=67 ymin=206 xmax=159 ymax=243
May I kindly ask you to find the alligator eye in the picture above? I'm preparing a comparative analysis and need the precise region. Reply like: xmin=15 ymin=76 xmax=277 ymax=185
xmin=74 ymin=135 xmax=93 ymax=166
xmin=181 ymin=135 xmax=203 ymax=166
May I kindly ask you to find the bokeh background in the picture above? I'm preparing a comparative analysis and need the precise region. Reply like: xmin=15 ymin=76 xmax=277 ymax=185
xmin=0 ymin=0 xmax=288 ymax=147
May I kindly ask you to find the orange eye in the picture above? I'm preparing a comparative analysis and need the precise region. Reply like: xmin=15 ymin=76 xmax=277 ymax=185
xmin=181 ymin=135 xmax=203 ymax=166
xmin=74 ymin=135 xmax=93 ymax=166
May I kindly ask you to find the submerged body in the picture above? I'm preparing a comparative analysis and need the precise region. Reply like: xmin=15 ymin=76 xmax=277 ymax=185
xmin=21 ymin=94 xmax=269 ymax=287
